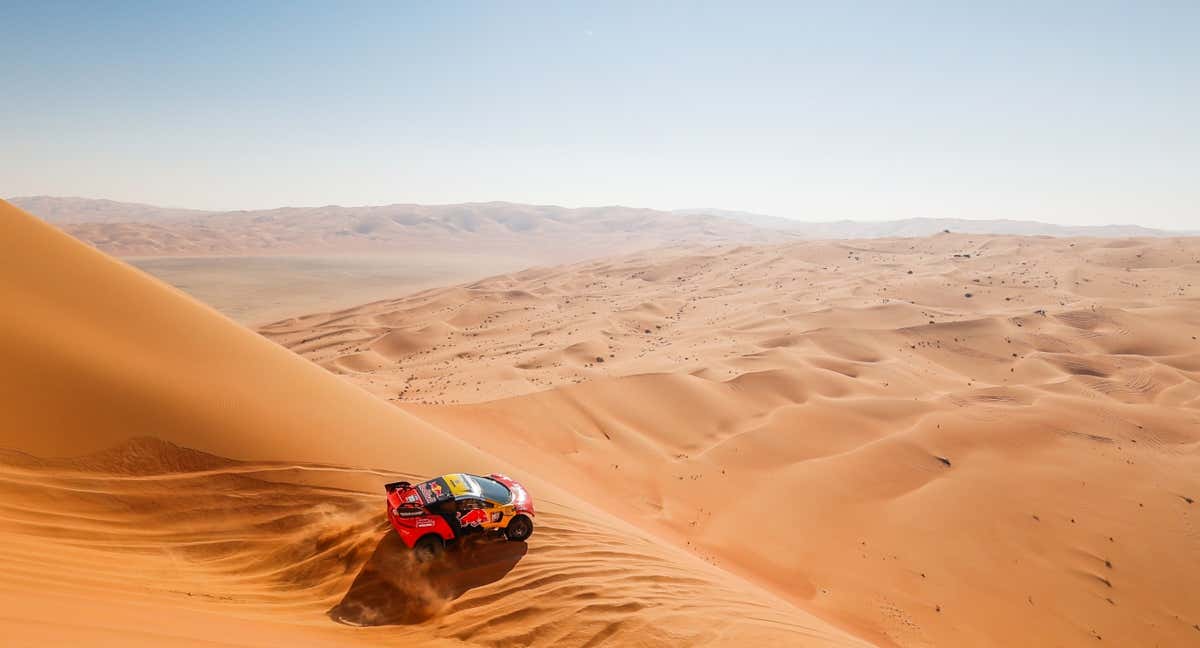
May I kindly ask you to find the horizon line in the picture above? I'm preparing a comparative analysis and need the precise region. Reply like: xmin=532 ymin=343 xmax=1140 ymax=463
xmin=8 ymin=195 xmax=1192 ymax=233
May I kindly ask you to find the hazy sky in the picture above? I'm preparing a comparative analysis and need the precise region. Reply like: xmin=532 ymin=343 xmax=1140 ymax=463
xmin=2 ymin=2 xmax=1197 ymax=227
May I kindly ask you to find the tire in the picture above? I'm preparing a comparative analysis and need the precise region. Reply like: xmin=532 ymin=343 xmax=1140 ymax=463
xmin=504 ymin=515 xmax=533 ymax=541
xmin=412 ymin=535 xmax=444 ymax=563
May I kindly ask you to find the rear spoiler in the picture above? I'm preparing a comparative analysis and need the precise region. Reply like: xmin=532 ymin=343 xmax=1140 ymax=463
xmin=384 ymin=481 xmax=411 ymax=493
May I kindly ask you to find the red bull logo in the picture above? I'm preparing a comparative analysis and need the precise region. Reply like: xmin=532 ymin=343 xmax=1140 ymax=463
xmin=458 ymin=509 xmax=489 ymax=527
xmin=430 ymin=482 xmax=444 ymax=497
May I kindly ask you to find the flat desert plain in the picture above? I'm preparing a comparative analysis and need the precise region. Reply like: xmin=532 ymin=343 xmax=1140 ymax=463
xmin=2 ymin=198 xmax=1198 ymax=647
xmin=128 ymin=254 xmax=532 ymax=325
xmin=16 ymin=197 xmax=793 ymax=325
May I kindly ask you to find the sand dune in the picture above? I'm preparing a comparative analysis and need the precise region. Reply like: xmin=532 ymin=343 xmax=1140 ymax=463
xmin=0 ymin=198 xmax=867 ymax=646
xmin=0 ymin=200 xmax=469 ymax=466
xmin=267 ymin=234 xmax=1200 ymax=645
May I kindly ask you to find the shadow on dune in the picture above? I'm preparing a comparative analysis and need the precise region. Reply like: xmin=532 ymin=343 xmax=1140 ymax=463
xmin=328 ymin=531 xmax=527 ymax=626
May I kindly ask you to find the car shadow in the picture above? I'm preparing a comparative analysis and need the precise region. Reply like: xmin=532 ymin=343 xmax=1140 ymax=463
xmin=328 ymin=531 xmax=528 ymax=626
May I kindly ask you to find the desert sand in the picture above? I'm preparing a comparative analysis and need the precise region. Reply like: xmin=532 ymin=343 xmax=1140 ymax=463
xmin=0 ymin=200 xmax=866 ymax=646
xmin=263 ymin=234 xmax=1200 ymax=645
xmin=3 ymin=196 xmax=1198 ymax=646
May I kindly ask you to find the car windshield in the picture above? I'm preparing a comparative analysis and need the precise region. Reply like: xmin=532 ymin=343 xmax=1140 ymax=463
xmin=470 ymin=475 xmax=512 ymax=504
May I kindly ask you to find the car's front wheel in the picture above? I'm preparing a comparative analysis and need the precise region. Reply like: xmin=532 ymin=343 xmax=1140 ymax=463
xmin=504 ymin=515 xmax=533 ymax=541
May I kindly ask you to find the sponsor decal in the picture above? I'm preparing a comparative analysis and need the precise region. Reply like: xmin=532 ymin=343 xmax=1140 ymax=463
xmin=491 ymin=511 xmax=503 ymax=523
xmin=416 ymin=518 xmax=435 ymax=528
xmin=417 ymin=478 xmax=448 ymax=504
xmin=458 ymin=509 xmax=489 ymax=527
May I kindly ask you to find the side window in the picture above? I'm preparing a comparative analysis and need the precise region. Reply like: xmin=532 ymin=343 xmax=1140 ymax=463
xmin=457 ymin=498 xmax=486 ymax=511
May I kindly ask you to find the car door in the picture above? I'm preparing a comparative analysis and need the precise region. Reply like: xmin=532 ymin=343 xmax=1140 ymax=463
xmin=455 ymin=497 xmax=492 ymax=529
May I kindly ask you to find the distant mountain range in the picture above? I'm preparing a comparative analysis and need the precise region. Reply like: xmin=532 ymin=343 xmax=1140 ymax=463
xmin=6 ymin=196 xmax=1194 ymax=259
xmin=674 ymin=208 xmax=1197 ymax=238
xmin=11 ymin=196 xmax=215 ymax=224
xmin=6 ymin=197 xmax=784 ymax=259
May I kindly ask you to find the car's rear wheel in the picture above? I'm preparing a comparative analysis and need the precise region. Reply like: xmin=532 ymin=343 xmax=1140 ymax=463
xmin=504 ymin=515 xmax=533 ymax=541
xmin=413 ymin=535 xmax=444 ymax=562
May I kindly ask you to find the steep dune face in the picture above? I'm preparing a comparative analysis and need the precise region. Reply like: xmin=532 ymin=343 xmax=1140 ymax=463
xmin=0 ymin=199 xmax=474 ymax=467
xmin=0 ymin=199 xmax=867 ymax=646
xmin=272 ymin=235 xmax=1200 ymax=646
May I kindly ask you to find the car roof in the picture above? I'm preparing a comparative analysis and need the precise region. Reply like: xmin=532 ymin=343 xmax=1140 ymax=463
xmin=440 ymin=473 xmax=478 ymax=498
xmin=441 ymin=473 xmax=511 ymax=503
xmin=403 ymin=474 xmax=511 ymax=507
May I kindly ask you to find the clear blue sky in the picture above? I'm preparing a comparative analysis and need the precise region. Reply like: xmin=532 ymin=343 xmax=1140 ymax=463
xmin=2 ymin=1 xmax=1197 ymax=227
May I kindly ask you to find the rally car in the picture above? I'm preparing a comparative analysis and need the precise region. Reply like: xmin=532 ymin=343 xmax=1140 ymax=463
xmin=385 ymin=473 xmax=535 ymax=561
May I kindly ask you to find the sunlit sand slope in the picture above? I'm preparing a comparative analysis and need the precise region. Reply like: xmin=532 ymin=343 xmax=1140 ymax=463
xmin=0 ymin=439 xmax=867 ymax=647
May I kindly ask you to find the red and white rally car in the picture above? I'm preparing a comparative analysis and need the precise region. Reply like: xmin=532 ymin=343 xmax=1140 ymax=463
xmin=385 ymin=473 xmax=535 ymax=560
